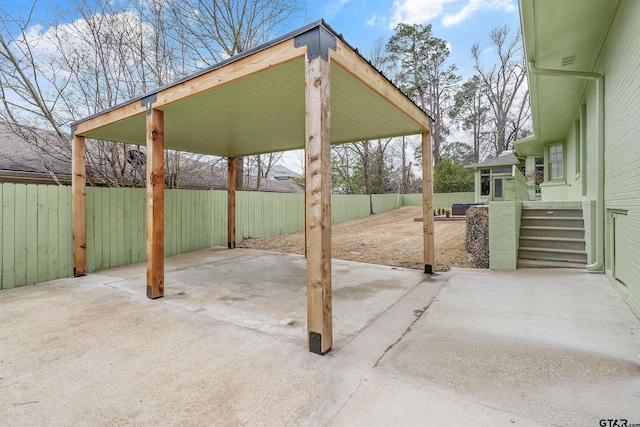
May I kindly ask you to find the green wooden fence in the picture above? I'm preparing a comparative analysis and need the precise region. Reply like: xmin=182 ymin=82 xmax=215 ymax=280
xmin=0 ymin=184 xmax=467 ymax=290
xmin=1 ymin=184 xmax=73 ymax=290
xmin=402 ymin=192 xmax=475 ymax=207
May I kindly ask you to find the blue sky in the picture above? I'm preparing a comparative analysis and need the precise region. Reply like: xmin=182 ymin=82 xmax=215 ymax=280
xmin=304 ymin=0 xmax=521 ymax=78
xmin=3 ymin=0 xmax=521 ymax=80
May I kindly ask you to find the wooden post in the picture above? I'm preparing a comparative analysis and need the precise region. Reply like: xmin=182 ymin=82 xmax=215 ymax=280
xmin=146 ymin=108 xmax=165 ymax=299
xmin=72 ymin=134 xmax=87 ymax=276
xmin=422 ymin=130 xmax=435 ymax=273
xmin=305 ymin=53 xmax=332 ymax=355
xmin=228 ymin=157 xmax=237 ymax=249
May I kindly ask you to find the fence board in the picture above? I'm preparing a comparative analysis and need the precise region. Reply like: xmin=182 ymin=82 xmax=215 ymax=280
xmin=47 ymin=186 xmax=59 ymax=279
xmin=134 ymin=188 xmax=145 ymax=263
xmin=2 ymin=184 xmax=15 ymax=289
xmin=26 ymin=185 xmax=38 ymax=285
xmin=109 ymin=188 xmax=118 ymax=268
xmin=14 ymin=184 xmax=28 ymax=287
xmin=116 ymin=188 xmax=125 ymax=266
xmin=1 ymin=184 xmax=474 ymax=290
xmin=124 ymin=189 xmax=133 ymax=264
xmin=36 ymin=185 xmax=49 ymax=283
xmin=100 ymin=189 xmax=109 ymax=268
xmin=86 ymin=188 xmax=95 ymax=272
xmin=57 ymin=186 xmax=70 ymax=278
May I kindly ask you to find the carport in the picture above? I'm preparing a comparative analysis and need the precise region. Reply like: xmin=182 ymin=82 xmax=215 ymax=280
xmin=69 ymin=20 xmax=434 ymax=355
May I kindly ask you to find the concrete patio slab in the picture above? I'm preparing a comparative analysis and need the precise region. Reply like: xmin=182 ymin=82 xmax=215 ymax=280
xmin=99 ymin=248 xmax=429 ymax=349
xmin=1 ymin=248 xmax=639 ymax=426
xmin=378 ymin=268 xmax=640 ymax=426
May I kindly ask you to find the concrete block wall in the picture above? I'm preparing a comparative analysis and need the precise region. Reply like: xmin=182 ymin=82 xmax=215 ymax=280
xmin=489 ymin=201 xmax=522 ymax=270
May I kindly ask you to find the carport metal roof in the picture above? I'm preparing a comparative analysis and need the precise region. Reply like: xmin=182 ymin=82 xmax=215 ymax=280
xmin=70 ymin=21 xmax=435 ymax=356
xmin=71 ymin=20 xmax=431 ymax=157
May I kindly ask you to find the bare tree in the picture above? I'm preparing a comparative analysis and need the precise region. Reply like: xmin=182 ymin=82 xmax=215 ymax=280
xmin=169 ymin=0 xmax=304 ymax=189
xmin=169 ymin=0 xmax=303 ymax=63
xmin=0 ymin=0 xmax=302 ymax=188
xmin=472 ymin=26 xmax=530 ymax=156
xmin=0 ymin=3 xmax=71 ymax=184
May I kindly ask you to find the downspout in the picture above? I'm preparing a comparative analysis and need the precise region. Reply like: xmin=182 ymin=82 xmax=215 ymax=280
xmin=528 ymin=62 xmax=604 ymax=271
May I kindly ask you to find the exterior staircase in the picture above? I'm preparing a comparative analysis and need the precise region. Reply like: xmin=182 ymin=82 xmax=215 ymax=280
xmin=518 ymin=207 xmax=587 ymax=267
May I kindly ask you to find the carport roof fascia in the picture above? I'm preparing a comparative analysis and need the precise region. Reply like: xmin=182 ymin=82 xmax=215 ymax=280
xmin=70 ymin=20 xmax=433 ymax=157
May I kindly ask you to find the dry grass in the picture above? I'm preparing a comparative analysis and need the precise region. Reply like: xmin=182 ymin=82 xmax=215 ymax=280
xmin=238 ymin=206 xmax=474 ymax=271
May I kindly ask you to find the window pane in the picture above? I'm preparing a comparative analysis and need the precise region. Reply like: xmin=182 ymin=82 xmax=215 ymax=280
xmin=494 ymin=178 xmax=503 ymax=198
xmin=548 ymin=144 xmax=564 ymax=180
xmin=481 ymin=176 xmax=490 ymax=195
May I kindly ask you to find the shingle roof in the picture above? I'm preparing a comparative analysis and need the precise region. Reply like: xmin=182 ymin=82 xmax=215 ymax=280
xmin=466 ymin=151 xmax=521 ymax=169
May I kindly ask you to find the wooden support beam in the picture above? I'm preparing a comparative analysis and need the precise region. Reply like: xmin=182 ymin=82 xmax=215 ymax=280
xmin=146 ymin=108 xmax=165 ymax=299
xmin=422 ymin=131 xmax=435 ymax=273
xmin=228 ymin=157 xmax=237 ymax=249
xmin=305 ymin=53 xmax=332 ymax=355
xmin=72 ymin=134 xmax=87 ymax=276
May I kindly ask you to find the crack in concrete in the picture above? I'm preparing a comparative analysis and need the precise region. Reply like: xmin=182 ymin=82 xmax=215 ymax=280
xmin=372 ymin=274 xmax=454 ymax=368
xmin=372 ymin=303 xmax=431 ymax=368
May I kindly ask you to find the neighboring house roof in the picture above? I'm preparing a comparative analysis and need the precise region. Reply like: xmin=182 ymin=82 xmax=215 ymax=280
xmin=0 ymin=123 xmax=72 ymax=184
xmin=514 ymin=0 xmax=618 ymax=156
xmin=0 ymin=123 xmax=303 ymax=193
xmin=267 ymin=164 xmax=298 ymax=180
xmin=467 ymin=151 xmax=521 ymax=169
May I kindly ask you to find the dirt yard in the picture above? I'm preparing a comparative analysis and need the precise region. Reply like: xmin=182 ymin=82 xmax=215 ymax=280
xmin=238 ymin=206 xmax=474 ymax=271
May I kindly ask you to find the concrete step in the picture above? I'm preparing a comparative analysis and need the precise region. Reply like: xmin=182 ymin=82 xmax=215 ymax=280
xmin=521 ymin=207 xmax=584 ymax=218
xmin=519 ymin=236 xmax=586 ymax=252
xmin=518 ymin=247 xmax=588 ymax=264
xmin=520 ymin=226 xmax=586 ymax=239
xmin=521 ymin=216 xmax=584 ymax=228
xmin=517 ymin=259 xmax=586 ymax=269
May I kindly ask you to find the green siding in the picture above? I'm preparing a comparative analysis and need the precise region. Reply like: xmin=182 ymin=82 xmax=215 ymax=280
xmin=597 ymin=0 xmax=640 ymax=318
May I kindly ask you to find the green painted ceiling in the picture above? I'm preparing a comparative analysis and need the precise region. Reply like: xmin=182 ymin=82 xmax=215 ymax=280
xmin=516 ymin=0 xmax=619 ymax=156
xmin=81 ymin=57 xmax=426 ymax=157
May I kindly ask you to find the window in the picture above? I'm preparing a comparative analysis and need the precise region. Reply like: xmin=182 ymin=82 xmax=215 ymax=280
xmin=494 ymin=178 xmax=503 ymax=198
xmin=480 ymin=169 xmax=490 ymax=196
xmin=548 ymin=143 xmax=564 ymax=180
xmin=492 ymin=167 xmax=512 ymax=174
xmin=533 ymin=157 xmax=544 ymax=184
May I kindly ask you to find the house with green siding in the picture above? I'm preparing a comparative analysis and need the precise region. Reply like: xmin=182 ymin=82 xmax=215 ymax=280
xmin=488 ymin=0 xmax=640 ymax=318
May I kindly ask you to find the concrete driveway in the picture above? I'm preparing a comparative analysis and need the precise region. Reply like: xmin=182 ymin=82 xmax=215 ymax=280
xmin=1 ymin=248 xmax=639 ymax=426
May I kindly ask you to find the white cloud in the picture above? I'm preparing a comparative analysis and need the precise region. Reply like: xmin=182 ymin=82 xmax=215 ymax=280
xmin=365 ymin=13 xmax=386 ymax=27
xmin=390 ymin=0 xmax=456 ymax=29
xmin=442 ymin=0 xmax=516 ymax=27
xmin=389 ymin=0 xmax=516 ymax=29
xmin=324 ymin=0 xmax=352 ymax=19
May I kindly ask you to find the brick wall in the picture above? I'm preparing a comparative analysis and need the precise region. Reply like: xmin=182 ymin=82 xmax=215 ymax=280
xmin=488 ymin=201 xmax=522 ymax=270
